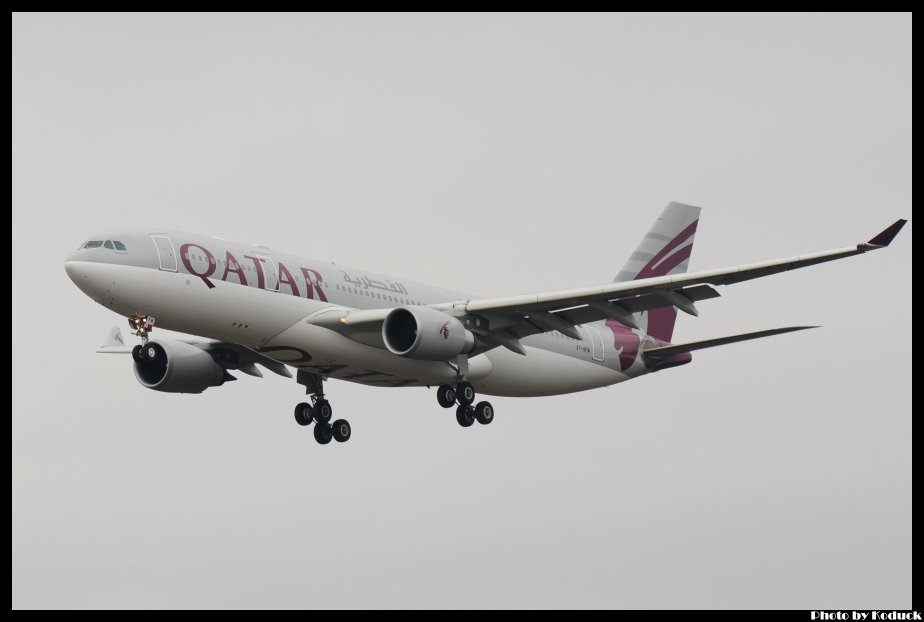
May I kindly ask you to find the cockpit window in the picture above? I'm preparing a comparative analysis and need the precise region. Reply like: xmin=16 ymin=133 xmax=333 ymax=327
xmin=83 ymin=241 xmax=103 ymax=249
xmin=104 ymin=240 xmax=114 ymax=249
xmin=113 ymin=241 xmax=127 ymax=251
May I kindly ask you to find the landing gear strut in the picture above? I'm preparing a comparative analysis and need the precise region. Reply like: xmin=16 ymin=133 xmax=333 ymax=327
xmin=129 ymin=315 xmax=155 ymax=344
xmin=295 ymin=370 xmax=351 ymax=445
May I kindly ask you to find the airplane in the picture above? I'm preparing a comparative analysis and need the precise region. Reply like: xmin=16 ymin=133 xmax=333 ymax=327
xmin=64 ymin=202 xmax=906 ymax=446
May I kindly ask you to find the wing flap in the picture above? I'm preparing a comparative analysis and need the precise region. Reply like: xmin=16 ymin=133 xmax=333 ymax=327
xmin=512 ymin=284 xmax=721 ymax=339
xmin=463 ymin=220 xmax=905 ymax=318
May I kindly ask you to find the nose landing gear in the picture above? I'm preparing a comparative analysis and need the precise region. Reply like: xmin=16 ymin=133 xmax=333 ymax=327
xmin=128 ymin=315 xmax=156 ymax=344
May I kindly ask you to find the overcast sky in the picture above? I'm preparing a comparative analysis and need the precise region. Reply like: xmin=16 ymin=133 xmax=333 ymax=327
xmin=12 ymin=13 xmax=911 ymax=609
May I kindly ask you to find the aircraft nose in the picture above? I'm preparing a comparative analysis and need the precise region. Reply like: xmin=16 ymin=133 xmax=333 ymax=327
xmin=64 ymin=260 xmax=107 ymax=298
xmin=64 ymin=260 xmax=87 ymax=287
xmin=64 ymin=244 xmax=101 ymax=284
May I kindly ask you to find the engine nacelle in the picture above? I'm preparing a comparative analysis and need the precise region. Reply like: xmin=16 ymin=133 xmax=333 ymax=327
xmin=382 ymin=307 xmax=475 ymax=361
xmin=132 ymin=340 xmax=226 ymax=394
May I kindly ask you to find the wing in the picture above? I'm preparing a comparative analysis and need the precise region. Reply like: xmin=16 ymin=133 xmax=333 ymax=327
xmin=312 ymin=219 xmax=905 ymax=355
xmin=96 ymin=328 xmax=291 ymax=379
xmin=446 ymin=219 xmax=907 ymax=353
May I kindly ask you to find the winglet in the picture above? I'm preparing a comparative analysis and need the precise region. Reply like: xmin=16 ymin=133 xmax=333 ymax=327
xmin=866 ymin=219 xmax=907 ymax=247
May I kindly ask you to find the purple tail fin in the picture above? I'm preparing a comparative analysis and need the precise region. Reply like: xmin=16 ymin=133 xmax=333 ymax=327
xmin=612 ymin=202 xmax=701 ymax=343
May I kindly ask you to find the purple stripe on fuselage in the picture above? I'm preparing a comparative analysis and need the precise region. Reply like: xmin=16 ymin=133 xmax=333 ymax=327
xmin=605 ymin=219 xmax=698 ymax=356
xmin=604 ymin=318 xmax=642 ymax=372
xmin=645 ymin=307 xmax=678 ymax=343
xmin=636 ymin=220 xmax=698 ymax=280
xmin=642 ymin=243 xmax=694 ymax=341
xmin=634 ymin=223 xmax=697 ymax=342
xmin=648 ymin=243 xmax=693 ymax=281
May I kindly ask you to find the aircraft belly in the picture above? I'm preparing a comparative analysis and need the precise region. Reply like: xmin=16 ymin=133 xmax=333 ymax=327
xmin=261 ymin=321 xmax=494 ymax=388
xmin=476 ymin=346 xmax=626 ymax=397
xmin=72 ymin=263 xmax=624 ymax=395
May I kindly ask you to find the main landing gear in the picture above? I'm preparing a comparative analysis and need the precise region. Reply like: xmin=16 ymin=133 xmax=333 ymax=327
xmin=437 ymin=381 xmax=494 ymax=429
xmin=294 ymin=371 xmax=351 ymax=445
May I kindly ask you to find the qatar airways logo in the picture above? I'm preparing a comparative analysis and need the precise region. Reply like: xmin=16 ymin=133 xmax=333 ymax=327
xmin=179 ymin=243 xmax=328 ymax=302
xmin=439 ymin=321 xmax=450 ymax=340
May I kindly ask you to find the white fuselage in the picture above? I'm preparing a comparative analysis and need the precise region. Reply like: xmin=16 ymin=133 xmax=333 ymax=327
xmin=65 ymin=228 xmax=649 ymax=397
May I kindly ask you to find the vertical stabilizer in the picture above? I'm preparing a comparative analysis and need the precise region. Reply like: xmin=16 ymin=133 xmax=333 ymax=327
xmin=613 ymin=202 xmax=701 ymax=343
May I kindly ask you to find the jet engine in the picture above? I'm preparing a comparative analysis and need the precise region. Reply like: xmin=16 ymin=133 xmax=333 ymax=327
xmin=382 ymin=307 xmax=475 ymax=361
xmin=132 ymin=340 xmax=227 ymax=393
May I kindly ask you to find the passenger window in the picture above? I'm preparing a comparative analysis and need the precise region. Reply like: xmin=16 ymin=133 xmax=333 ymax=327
xmin=113 ymin=241 xmax=127 ymax=251
xmin=83 ymin=241 xmax=103 ymax=249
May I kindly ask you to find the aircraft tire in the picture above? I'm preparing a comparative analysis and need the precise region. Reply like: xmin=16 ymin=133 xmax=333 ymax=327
xmin=313 ymin=422 xmax=333 ymax=445
xmin=456 ymin=404 xmax=475 ymax=427
xmin=314 ymin=400 xmax=333 ymax=423
xmin=456 ymin=382 xmax=475 ymax=406
xmin=294 ymin=402 xmax=313 ymax=426
xmin=332 ymin=419 xmax=352 ymax=443
xmin=474 ymin=401 xmax=494 ymax=425
xmin=436 ymin=384 xmax=456 ymax=408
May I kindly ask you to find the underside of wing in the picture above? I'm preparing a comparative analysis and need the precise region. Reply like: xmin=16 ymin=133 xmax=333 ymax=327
xmin=641 ymin=326 xmax=818 ymax=363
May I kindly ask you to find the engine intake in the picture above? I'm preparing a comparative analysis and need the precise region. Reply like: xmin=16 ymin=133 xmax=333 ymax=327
xmin=382 ymin=307 xmax=474 ymax=361
xmin=132 ymin=340 xmax=227 ymax=393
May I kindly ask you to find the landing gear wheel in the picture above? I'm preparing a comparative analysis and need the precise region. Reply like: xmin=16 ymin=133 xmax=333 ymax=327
xmin=474 ymin=401 xmax=494 ymax=425
xmin=456 ymin=382 xmax=475 ymax=406
xmin=332 ymin=419 xmax=352 ymax=443
xmin=314 ymin=399 xmax=333 ymax=423
xmin=313 ymin=422 xmax=333 ymax=445
xmin=436 ymin=384 xmax=457 ymax=408
xmin=456 ymin=404 xmax=475 ymax=427
xmin=131 ymin=345 xmax=144 ymax=363
xmin=294 ymin=402 xmax=313 ymax=426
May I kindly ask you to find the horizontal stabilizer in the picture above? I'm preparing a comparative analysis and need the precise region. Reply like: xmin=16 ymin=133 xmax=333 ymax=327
xmin=93 ymin=328 xmax=293 ymax=379
xmin=96 ymin=327 xmax=133 ymax=353
xmin=642 ymin=326 xmax=818 ymax=361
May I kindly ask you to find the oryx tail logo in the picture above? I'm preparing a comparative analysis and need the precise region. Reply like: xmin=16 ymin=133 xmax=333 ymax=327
xmin=439 ymin=321 xmax=450 ymax=340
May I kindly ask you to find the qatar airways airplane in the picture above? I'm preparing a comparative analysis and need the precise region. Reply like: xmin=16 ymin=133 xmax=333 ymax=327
xmin=65 ymin=202 xmax=905 ymax=446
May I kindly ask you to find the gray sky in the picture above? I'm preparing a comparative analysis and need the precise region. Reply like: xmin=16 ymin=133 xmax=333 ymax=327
xmin=12 ymin=13 xmax=911 ymax=609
